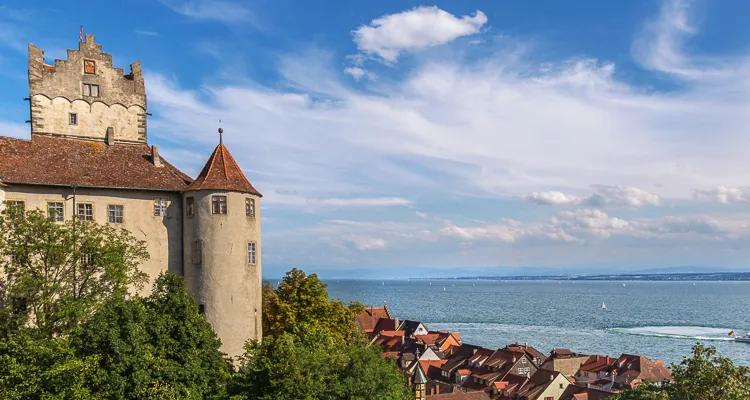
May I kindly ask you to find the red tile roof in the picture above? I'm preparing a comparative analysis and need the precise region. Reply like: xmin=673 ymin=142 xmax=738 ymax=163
xmin=0 ymin=135 xmax=191 ymax=191
xmin=426 ymin=388 xmax=491 ymax=400
xmin=186 ymin=143 xmax=261 ymax=196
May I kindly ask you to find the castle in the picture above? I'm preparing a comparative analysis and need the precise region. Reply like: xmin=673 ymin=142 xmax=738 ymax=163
xmin=0 ymin=34 xmax=262 ymax=360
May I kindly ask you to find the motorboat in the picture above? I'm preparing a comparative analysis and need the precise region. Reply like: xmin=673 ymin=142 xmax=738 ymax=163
xmin=730 ymin=331 xmax=750 ymax=343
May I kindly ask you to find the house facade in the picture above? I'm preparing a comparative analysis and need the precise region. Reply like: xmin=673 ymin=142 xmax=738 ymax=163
xmin=0 ymin=34 xmax=262 ymax=361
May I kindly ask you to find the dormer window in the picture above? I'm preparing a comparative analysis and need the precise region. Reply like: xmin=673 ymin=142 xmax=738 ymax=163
xmin=83 ymin=83 xmax=100 ymax=97
xmin=69 ymin=113 xmax=77 ymax=125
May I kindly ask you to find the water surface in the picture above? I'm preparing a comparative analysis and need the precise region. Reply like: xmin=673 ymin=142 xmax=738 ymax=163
xmin=324 ymin=279 xmax=750 ymax=365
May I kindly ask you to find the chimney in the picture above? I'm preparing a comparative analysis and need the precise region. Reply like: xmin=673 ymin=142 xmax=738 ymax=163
xmin=106 ymin=127 xmax=115 ymax=146
xmin=394 ymin=317 xmax=400 ymax=328
xmin=151 ymin=145 xmax=163 ymax=167
xmin=550 ymin=374 xmax=554 ymax=381
xmin=596 ymin=355 xmax=600 ymax=362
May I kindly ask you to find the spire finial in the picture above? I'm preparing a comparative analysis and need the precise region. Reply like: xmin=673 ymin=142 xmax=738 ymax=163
xmin=218 ymin=119 xmax=223 ymax=145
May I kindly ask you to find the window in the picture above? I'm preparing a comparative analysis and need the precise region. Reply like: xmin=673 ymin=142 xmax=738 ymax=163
xmin=80 ymin=254 xmax=93 ymax=266
xmin=47 ymin=202 xmax=64 ymax=221
xmin=69 ymin=113 xmax=77 ymax=125
xmin=84 ymin=59 xmax=96 ymax=74
xmin=521 ymin=358 xmax=527 ymax=364
xmin=518 ymin=367 xmax=530 ymax=375
xmin=198 ymin=304 xmax=205 ymax=315
xmin=83 ymin=83 xmax=100 ymax=97
xmin=247 ymin=242 xmax=256 ymax=265
xmin=559 ymin=383 xmax=564 ymax=389
xmin=191 ymin=241 xmax=202 ymax=265
xmin=545 ymin=397 xmax=554 ymax=400
xmin=185 ymin=197 xmax=195 ymax=217
xmin=77 ymin=203 xmax=94 ymax=220
xmin=154 ymin=198 xmax=169 ymax=217
xmin=6 ymin=200 xmax=25 ymax=216
xmin=108 ymin=205 xmax=123 ymax=223
xmin=245 ymin=198 xmax=255 ymax=218
xmin=211 ymin=195 xmax=227 ymax=214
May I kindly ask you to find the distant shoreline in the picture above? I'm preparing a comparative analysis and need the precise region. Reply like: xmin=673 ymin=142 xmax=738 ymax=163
xmin=410 ymin=272 xmax=750 ymax=281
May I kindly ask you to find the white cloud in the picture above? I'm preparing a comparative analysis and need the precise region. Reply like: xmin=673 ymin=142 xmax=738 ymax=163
xmin=694 ymin=186 xmax=750 ymax=204
xmin=352 ymin=6 xmax=487 ymax=63
xmin=343 ymin=66 xmax=375 ymax=81
xmin=525 ymin=185 xmax=660 ymax=208
xmin=345 ymin=236 xmax=387 ymax=250
xmin=263 ymin=193 xmax=411 ymax=207
xmin=158 ymin=0 xmax=256 ymax=24
xmin=440 ymin=209 xmax=750 ymax=245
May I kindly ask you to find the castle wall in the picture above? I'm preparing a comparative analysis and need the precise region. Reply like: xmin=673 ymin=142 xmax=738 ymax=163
xmin=183 ymin=190 xmax=262 ymax=360
xmin=2 ymin=184 xmax=182 ymax=294
xmin=28 ymin=34 xmax=147 ymax=143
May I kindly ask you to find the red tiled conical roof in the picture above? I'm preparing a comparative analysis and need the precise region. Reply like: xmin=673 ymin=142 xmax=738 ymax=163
xmin=186 ymin=143 xmax=262 ymax=196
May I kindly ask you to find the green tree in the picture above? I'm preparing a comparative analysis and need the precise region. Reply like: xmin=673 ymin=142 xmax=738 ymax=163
xmin=262 ymin=268 xmax=364 ymax=343
xmin=615 ymin=343 xmax=750 ymax=400
xmin=0 ymin=207 xmax=148 ymax=337
xmin=228 ymin=332 xmax=411 ymax=400
xmin=71 ymin=272 xmax=231 ymax=399
xmin=0 ymin=329 xmax=99 ymax=400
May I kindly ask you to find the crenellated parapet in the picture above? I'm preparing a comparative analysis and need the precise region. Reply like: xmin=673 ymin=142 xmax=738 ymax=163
xmin=28 ymin=34 xmax=148 ymax=143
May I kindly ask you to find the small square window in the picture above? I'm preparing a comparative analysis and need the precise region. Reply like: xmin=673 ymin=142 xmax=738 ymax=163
xmin=154 ymin=198 xmax=169 ymax=217
xmin=69 ymin=113 xmax=77 ymax=125
xmin=191 ymin=241 xmax=202 ymax=265
xmin=47 ymin=202 xmax=64 ymax=222
xmin=77 ymin=203 xmax=94 ymax=220
xmin=80 ymin=254 xmax=94 ymax=266
xmin=247 ymin=242 xmax=256 ymax=265
xmin=245 ymin=198 xmax=255 ymax=218
xmin=185 ymin=197 xmax=195 ymax=217
xmin=108 ymin=205 xmax=123 ymax=223
xmin=212 ymin=196 xmax=227 ymax=214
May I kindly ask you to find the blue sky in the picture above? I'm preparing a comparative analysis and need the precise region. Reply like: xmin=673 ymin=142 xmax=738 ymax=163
xmin=3 ymin=0 xmax=750 ymax=278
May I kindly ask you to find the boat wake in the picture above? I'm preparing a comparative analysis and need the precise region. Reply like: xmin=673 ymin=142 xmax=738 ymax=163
xmin=610 ymin=326 xmax=736 ymax=342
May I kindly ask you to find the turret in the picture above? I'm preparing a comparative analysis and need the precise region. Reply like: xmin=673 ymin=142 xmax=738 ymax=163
xmin=414 ymin=365 xmax=427 ymax=400
xmin=183 ymin=128 xmax=263 ymax=361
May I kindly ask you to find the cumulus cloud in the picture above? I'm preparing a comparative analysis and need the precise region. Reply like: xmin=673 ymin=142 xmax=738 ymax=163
xmin=439 ymin=209 xmax=750 ymax=244
xmin=352 ymin=6 xmax=487 ymax=63
xmin=694 ymin=186 xmax=750 ymax=204
xmin=343 ymin=66 xmax=375 ymax=81
xmin=525 ymin=185 xmax=660 ymax=207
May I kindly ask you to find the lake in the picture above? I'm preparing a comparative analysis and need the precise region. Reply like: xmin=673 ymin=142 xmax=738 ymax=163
xmin=323 ymin=279 xmax=750 ymax=365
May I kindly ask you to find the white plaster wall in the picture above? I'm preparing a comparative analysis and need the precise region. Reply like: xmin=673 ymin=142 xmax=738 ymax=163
xmin=183 ymin=190 xmax=262 ymax=361
xmin=2 ymin=184 xmax=182 ymax=294
xmin=536 ymin=374 xmax=571 ymax=400
xmin=33 ymin=95 xmax=143 ymax=142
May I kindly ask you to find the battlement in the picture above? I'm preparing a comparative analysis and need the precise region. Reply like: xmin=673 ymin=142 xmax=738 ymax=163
xmin=28 ymin=34 xmax=148 ymax=143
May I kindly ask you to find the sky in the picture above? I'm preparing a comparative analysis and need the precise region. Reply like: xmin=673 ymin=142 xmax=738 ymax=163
xmin=2 ymin=0 xmax=750 ymax=278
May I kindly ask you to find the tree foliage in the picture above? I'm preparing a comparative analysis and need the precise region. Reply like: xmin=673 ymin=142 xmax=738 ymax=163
xmin=71 ymin=273 xmax=231 ymax=399
xmin=228 ymin=332 xmax=411 ymax=400
xmin=0 ymin=208 xmax=148 ymax=337
xmin=615 ymin=343 xmax=750 ymax=400
xmin=262 ymin=268 xmax=364 ymax=343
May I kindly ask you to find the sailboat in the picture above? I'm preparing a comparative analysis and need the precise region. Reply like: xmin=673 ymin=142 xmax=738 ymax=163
xmin=601 ymin=302 xmax=607 ymax=310
xmin=443 ymin=287 xmax=446 ymax=291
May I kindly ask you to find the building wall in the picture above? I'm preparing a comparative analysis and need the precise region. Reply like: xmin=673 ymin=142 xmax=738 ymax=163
xmin=535 ymin=374 xmax=571 ymax=400
xmin=541 ymin=356 xmax=590 ymax=376
xmin=183 ymin=190 xmax=262 ymax=360
xmin=28 ymin=34 xmax=147 ymax=143
xmin=2 ymin=184 xmax=182 ymax=294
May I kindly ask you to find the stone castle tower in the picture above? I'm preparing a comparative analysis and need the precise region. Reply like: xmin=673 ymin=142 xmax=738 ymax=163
xmin=7 ymin=34 xmax=262 ymax=360
xmin=183 ymin=133 xmax=263 ymax=360
xmin=28 ymin=34 xmax=147 ymax=143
